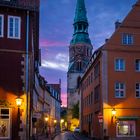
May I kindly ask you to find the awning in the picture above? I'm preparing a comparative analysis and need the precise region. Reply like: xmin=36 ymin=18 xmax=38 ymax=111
xmin=117 ymin=116 xmax=140 ymax=120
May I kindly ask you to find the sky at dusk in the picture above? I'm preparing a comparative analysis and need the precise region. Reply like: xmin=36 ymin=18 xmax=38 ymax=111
xmin=39 ymin=0 xmax=137 ymax=107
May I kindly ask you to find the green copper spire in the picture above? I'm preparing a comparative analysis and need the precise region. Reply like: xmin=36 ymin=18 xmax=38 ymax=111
xmin=71 ymin=0 xmax=91 ymax=45
xmin=74 ymin=0 xmax=88 ymax=23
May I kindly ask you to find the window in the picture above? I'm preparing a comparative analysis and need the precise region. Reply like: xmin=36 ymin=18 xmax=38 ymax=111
xmin=117 ymin=121 xmax=135 ymax=137
xmin=94 ymin=85 xmax=100 ymax=102
xmin=135 ymin=59 xmax=140 ymax=72
xmin=91 ymin=73 xmax=93 ymax=83
xmin=115 ymin=59 xmax=125 ymax=71
xmin=0 ymin=108 xmax=10 ymax=139
xmin=136 ymin=83 xmax=140 ymax=98
xmin=122 ymin=33 xmax=133 ymax=45
xmin=8 ymin=16 xmax=21 ymax=39
xmin=94 ymin=63 xmax=100 ymax=78
xmin=115 ymin=82 xmax=125 ymax=98
xmin=0 ymin=15 xmax=4 ymax=37
xmin=77 ymin=61 xmax=82 ymax=71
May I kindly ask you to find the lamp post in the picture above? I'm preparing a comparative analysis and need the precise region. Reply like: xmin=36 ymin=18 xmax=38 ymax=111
xmin=45 ymin=116 xmax=49 ymax=138
xmin=60 ymin=119 xmax=64 ymax=131
xmin=16 ymin=97 xmax=22 ymax=108
xmin=111 ymin=108 xmax=117 ymax=124
xmin=16 ymin=97 xmax=22 ymax=139
xmin=54 ymin=119 xmax=57 ymax=134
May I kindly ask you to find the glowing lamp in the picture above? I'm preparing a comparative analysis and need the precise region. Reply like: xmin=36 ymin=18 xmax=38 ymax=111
xmin=112 ymin=108 xmax=116 ymax=116
xmin=45 ymin=117 xmax=49 ymax=122
xmin=54 ymin=120 xmax=57 ymax=124
xmin=16 ymin=97 xmax=22 ymax=107
xmin=61 ymin=119 xmax=64 ymax=123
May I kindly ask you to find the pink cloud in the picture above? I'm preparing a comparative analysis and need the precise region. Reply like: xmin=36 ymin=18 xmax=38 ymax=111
xmin=61 ymin=93 xmax=67 ymax=107
xmin=40 ymin=39 xmax=68 ymax=47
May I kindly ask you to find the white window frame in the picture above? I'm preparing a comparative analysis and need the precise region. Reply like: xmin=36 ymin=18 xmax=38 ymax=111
xmin=115 ymin=82 xmax=125 ymax=98
xmin=0 ymin=15 xmax=4 ymax=37
xmin=8 ymin=16 xmax=21 ymax=39
xmin=115 ymin=58 xmax=125 ymax=71
xmin=0 ymin=108 xmax=11 ymax=139
xmin=135 ymin=83 xmax=140 ymax=98
xmin=122 ymin=33 xmax=134 ymax=45
xmin=135 ymin=59 xmax=140 ymax=72
xmin=116 ymin=120 xmax=136 ymax=137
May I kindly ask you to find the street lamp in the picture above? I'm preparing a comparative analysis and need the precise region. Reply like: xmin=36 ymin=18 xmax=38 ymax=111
xmin=54 ymin=119 xmax=57 ymax=124
xmin=45 ymin=117 xmax=49 ymax=122
xmin=16 ymin=97 xmax=22 ymax=108
xmin=60 ymin=119 xmax=64 ymax=131
xmin=60 ymin=119 xmax=64 ymax=123
xmin=16 ymin=97 xmax=23 ymax=137
xmin=111 ymin=108 xmax=117 ymax=124
xmin=112 ymin=108 xmax=116 ymax=117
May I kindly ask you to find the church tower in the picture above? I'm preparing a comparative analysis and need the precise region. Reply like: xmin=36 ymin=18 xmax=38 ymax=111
xmin=67 ymin=0 xmax=93 ymax=129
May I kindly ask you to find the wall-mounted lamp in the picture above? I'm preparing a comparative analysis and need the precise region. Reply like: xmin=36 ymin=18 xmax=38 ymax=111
xmin=16 ymin=97 xmax=22 ymax=108
xmin=54 ymin=119 xmax=57 ymax=124
xmin=112 ymin=108 xmax=116 ymax=116
xmin=45 ymin=117 xmax=49 ymax=122
xmin=111 ymin=108 xmax=117 ymax=123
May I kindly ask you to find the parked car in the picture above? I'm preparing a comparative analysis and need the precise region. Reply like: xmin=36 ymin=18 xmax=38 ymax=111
xmin=74 ymin=127 xmax=80 ymax=133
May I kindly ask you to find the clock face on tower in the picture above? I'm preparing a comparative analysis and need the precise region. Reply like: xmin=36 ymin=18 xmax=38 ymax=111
xmin=75 ymin=46 xmax=83 ymax=54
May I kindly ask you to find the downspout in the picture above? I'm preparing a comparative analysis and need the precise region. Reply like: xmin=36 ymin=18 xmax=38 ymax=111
xmin=26 ymin=10 xmax=30 ymax=140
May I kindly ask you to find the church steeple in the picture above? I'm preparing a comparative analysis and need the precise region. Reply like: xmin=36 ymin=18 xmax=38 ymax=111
xmin=74 ymin=0 xmax=88 ymax=23
xmin=71 ymin=0 xmax=91 ymax=45
xmin=68 ymin=0 xmax=93 ymax=72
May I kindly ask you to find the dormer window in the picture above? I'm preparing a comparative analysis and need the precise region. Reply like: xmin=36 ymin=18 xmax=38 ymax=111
xmin=122 ymin=33 xmax=133 ymax=45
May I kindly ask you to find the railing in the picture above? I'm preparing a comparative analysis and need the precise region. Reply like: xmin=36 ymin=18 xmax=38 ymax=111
xmin=0 ymin=0 xmax=40 ymax=11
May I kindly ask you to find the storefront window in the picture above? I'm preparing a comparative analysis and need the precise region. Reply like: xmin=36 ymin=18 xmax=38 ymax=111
xmin=0 ymin=108 xmax=10 ymax=139
xmin=117 ymin=121 xmax=135 ymax=137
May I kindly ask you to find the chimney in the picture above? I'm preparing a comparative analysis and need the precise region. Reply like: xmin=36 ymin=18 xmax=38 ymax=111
xmin=115 ymin=20 xmax=121 ymax=30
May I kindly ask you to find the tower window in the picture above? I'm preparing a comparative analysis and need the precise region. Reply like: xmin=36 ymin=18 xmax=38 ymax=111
xmin=77 ymin=61 xmax=82 ymax=71
xmin=77 ymin=76 xmax=81 ymax=88
xmin=78 ymin=24 xmax=82 ymax=31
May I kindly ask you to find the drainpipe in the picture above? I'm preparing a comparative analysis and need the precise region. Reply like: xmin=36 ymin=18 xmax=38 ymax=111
xmin=26 ymin=10 xmax=30 ymax=140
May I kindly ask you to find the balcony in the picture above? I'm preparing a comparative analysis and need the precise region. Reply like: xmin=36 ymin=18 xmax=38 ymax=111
xmin=0 ymin=0 xmax=39 ymax=11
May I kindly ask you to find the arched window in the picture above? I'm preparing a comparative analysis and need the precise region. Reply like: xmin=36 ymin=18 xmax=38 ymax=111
xmin=77 ymin=61 xmax=82 ymax=71
xmin=77 ymin=76 xmax=81 ymax=88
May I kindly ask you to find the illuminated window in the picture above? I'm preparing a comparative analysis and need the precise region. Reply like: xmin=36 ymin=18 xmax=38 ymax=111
xmin=115 ymin=82 xmax=125 ymax=98
xmin=122 ymin=33 xmax=133 ymax=45
xmin=115 ymin=59 xmax=125 ymax=71
xmin=117 ymin=121 xmax=135 ymax=137
xmin=8 ymin=16 xmax=21 ymax=39
xmin=0 ymin=15 xmax=4 ymax=37
xmin=135 ymin=59 xmax=140 ymax=72
xmin=136 ymin=83 xmax=140 ymax=98
xmin=0 ymin=108 xmax=10 ymax=139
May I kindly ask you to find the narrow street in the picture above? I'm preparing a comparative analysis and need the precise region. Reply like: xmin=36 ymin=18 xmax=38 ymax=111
xmin=53 ymin=132 xmax=76 ymax=140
